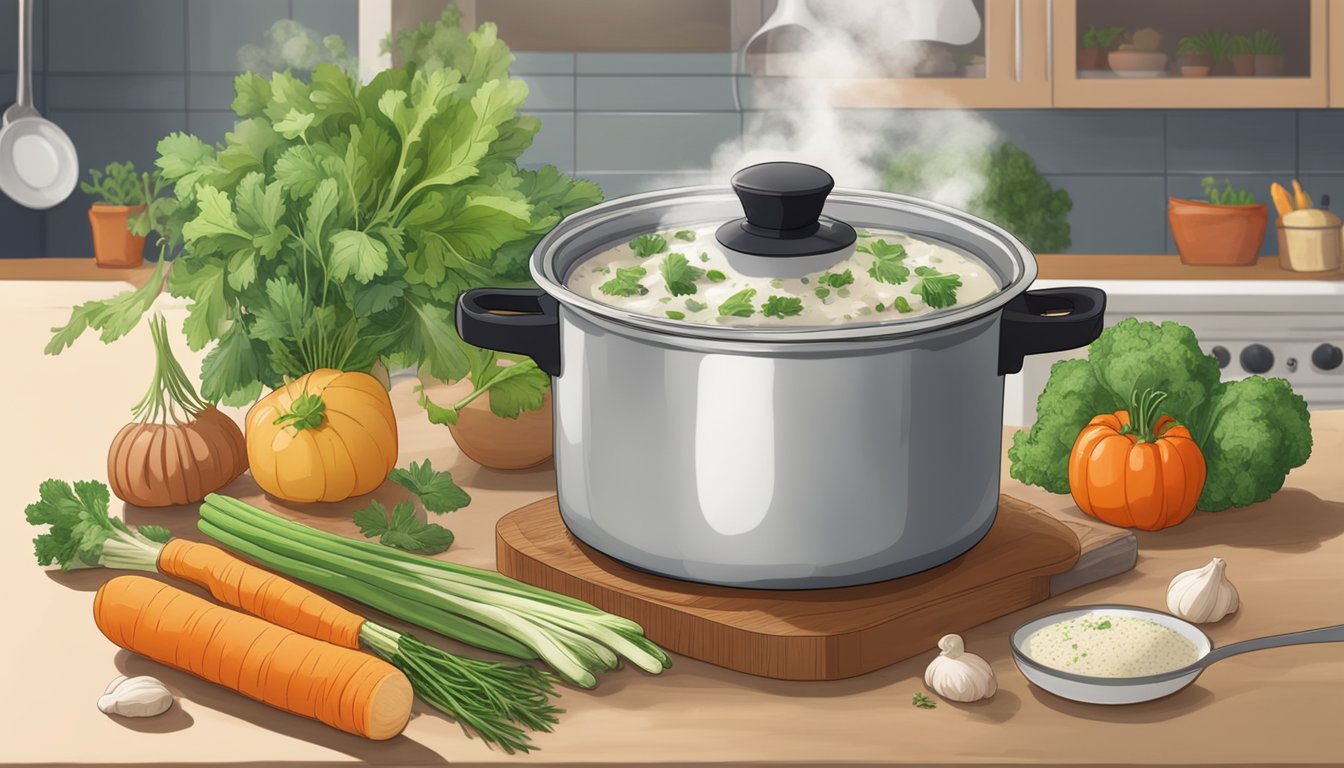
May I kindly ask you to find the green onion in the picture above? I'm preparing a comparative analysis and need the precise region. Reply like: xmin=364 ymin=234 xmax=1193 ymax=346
xmin=199 ymin=495 xmax=670 ymax=688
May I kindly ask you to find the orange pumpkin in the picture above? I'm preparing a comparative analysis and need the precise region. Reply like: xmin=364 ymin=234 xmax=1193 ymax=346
xmin=1068 ymin=389 xmax=1206 ymax=531
xmin=246 ymin=369 xmax=398 ymax=503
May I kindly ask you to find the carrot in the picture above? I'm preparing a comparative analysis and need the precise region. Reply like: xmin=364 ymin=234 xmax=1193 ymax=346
xmin=93 ymin=575 xmax=413 ymax=741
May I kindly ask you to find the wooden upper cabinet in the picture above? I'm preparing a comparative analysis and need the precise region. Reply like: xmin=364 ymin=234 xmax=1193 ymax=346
xmin=1051 ymin=0 xmax=1329 ymax=108
xmin=1331 ymin=0 xmax=1344 ymax=105
xmin=823 ymin=0 xmax=1051 ymax=109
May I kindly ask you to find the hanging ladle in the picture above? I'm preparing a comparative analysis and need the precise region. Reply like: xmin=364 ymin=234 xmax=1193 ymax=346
xmin=1010 ymin=604 xmax=1343 ymax=705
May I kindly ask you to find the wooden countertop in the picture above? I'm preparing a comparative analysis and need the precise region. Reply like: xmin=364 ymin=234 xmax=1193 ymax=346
xmin=4 ymin=254 xmax=1343 ymax=289
xmin=2 ymin=289 xmax=1342 ymax=767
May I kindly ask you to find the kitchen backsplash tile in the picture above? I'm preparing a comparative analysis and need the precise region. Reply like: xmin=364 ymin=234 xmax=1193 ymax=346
xmin=187 ymin=0 xmax=284 ymax=73
xmin=576 ymin=53 xmax=733 ymax=75
xmin=1297 ymin=174 xmax=1344 ymax=209
xmin=0 ymin=199 xmax=44 ymax=258
xmin=516 ymin=75 xmax=576 ymax=111
xmin=47 ymin=75 xmax=186 ymax=111
xmin=1044 ymin=175 xmax=1168 ymax=254
xmin=1166 ymin=173 xmax=1282 ymax=256
xmin=290 ymin=0 xmax=357 ymax=43
xmin=1297 ymin=111 xmax=1344 ymax=173
xmin=187 ymin=74 xmax=238 ymax=112
xmin=980 ymin=110 xmax=1166 ymax=175
xmin=577 ymin=76 xmax=737 ymax=112
xmin=49 ymin=0 xmax=184 ymax=73
xmin=576 ymin=112 xmax=739 ymax=173
xmin=520 ymin=112 xmax=576 ymax=172
xmin=186 ymin=110 xmax=237 ymax=145
xmin=1165 ymin=110 xmax=1297 ymax=173
xmin=580 ymin=171 xmax=711 ymax=200
xmin=512 ymin=53 xmax=577 ymax=75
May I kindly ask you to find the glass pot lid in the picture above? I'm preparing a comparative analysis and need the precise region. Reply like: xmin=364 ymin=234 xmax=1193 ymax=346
xmin=530 ymin=161 xmax=1038 ymax=344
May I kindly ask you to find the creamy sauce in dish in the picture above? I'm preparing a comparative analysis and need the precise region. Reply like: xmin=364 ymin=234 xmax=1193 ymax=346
xmin=1026 ymin=611 xmax=1200 ymax=678
xmin=565 ymin=226 xmax=1001 ymax=327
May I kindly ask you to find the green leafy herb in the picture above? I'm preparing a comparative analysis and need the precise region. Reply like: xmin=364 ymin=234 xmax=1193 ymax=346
xmin=685 ymin=298 xmax=708 ymax=313
xmin=875 ymin=302 xmax=885 ymax=312
xmin=862 ymin=240 xmax=910 ymax=285
xmin=913 ymin=692 xmax=937 ymax=709
xmin=25 ymin=478 xmax=172 ymax=572
xmin=717 ymin=288 xmax=757 ymax=318
xmin=599 ymin=265 xmax=649 ymax=297
xmin=815 ymin=286 xmax=831 ymax=300
xmin=893 ymin=296 xmax=913 ymax=313
xmin=660 ymin=253 xmax=704 ymax=296
xmin=769 ymin=278 xmax=784 ymax=289
xmin=353 ymin=499 xmax=455 ymax=555
xmin=1203 ymin=176 xmax=1257 ymax=206
xmin=388 ymin=458 xmax=471 ymax=513
xmin=912 ymin=266 xmax=962 ymax=309
xmin=629 ymin=233 xmax=668 ymax=258
xmin=673 ymin=230 xmax=696 ymax=241
xmin=1094 ymin=619 xmax=1112 ymax=630
xmin=818 ymin=269 xmax=854 ymax=288
xmin=698 ymin=252 xmax=710 ymax=263
xmin=1082 ymin=24 xmax=1124 ymax=50
xmin=665 ymin=310 xmax=686 ymax=320
xmin=706 ymin=269 xmax=727 ymax=282
xmin=761 ymin=295 xmax=804 ymax=318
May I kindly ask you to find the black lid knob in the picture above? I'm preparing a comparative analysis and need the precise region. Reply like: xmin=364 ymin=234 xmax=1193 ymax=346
xmin=715 ymin=162 xmax=856 ymax=257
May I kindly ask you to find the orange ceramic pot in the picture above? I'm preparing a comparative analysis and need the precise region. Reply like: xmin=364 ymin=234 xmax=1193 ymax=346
xmin=1168 ymin=197 xmax=1268 ymax=266
xmin=88 ymin=204 xmax=146 ymax=268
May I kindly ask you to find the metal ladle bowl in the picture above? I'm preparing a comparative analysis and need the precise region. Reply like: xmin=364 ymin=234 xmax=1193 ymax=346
xmin=1010 ymin=604 xmax=1344 ymax=705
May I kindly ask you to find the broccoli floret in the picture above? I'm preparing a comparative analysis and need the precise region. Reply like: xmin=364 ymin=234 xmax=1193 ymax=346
xmin=1196 ymin=376 xmax=1312 ymax=511
xmin=1008 ymin=359 xmax=1120 ymax=494
xmin=1086 ymin=318 xmax=1222 ymax=427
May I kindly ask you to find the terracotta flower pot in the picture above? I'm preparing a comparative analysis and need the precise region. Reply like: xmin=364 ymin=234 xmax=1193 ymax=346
xmin=88 ymin=204 xmax=146 ymax=268
xmin=417 ymin=368 xmax=553 ymax=470
xmin=1168 ymin=198 xmax=1268 ymax=266
xmin=1254 ymin=54 xmax=1284 ymax=76
xmin=1077 ymin=47 xmax=1108 ymax=71
xmin=1230 ymin=53 xmax=1255 ymax=76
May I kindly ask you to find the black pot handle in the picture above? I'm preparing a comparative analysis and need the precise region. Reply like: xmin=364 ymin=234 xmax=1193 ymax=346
xmin=456 ymin=288 xmax=561 ymax=377
xmin=998 ymin=287 xmax=1107 ymax=375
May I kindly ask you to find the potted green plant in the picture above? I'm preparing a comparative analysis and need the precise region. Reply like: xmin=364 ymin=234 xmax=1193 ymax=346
xmin=1178 ymin=31 xmax=1236 ymax=76
xmin=47 ymin=11 xmax=602 ymax=472
xmin=1078 ymin=24 xmax=1124 ymax=72
xmin=1169 ymin=177 xmax=1268 ymax=266
xmin=1176 ymin=36 xmax=1213 ymax=77
xmin=79 ymin=162 xmax=168 ymax=268
xmin=1251 ymin=28 xmax=1283 ymax=75
xmin=1229 ymin=34 xmax=1255 ymax=76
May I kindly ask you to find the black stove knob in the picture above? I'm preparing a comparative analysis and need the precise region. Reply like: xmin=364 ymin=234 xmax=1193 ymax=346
xmin=1240 ymin=344 xmax=1274 ymax=374
xmin=1210 ymin=345 xmax=1231 ymax=369
xmin=1313 ymin=343 xmax=1343 ymax=371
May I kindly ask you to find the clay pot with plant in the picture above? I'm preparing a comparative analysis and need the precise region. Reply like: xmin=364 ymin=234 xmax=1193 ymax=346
xmin=417 ymin=353 xmax=553 ymax=471
xmin=1078 ymin=24 xmax=1123 ymax=71
xmin=1176 ymin=36 xmax=1213 ymax=76
xmin=1250 ymin=28 xmax=1283 ymax=75
xmin=79 ymin=162 xmax=163 ymax=268
xmin=1229 ymin=34 xmax=1255 ymax=76
xmin=1169 ymin=177 xmax=1268 ymax=266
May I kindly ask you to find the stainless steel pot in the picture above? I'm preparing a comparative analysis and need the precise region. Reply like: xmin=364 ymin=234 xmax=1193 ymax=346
xmin=458 ymin=163 xmax=1104 ymax=589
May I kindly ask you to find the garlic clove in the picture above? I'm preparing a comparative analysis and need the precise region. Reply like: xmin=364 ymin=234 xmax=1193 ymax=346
xmin=924 ymin=634 xmax=997 ymax=702
xmin=1166 ymin=556 xmax=1240 ymax=624
xmin=97 ymin=675 xmax=174 ymax=717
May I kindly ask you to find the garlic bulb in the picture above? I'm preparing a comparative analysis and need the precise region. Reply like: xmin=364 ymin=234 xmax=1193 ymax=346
xmin=1167 ymin=557 xmax=1240 ymax=624
xmin=923 ymin=634 xmax=997 ymax=702
xmin=97 ymin=675 xmax=173 ymax=717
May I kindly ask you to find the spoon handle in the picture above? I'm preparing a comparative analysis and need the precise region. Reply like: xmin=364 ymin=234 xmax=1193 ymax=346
xmin=1202 ymin=623 xmax=1344 ymax=667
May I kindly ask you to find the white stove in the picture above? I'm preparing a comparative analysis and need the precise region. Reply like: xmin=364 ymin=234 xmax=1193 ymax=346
xmin=1005 ymin=279 xmax=1344 ymax=426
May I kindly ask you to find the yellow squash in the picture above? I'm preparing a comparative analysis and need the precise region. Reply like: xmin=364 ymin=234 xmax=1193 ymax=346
xmin=246 ymin=369 xmax=398 ymax=503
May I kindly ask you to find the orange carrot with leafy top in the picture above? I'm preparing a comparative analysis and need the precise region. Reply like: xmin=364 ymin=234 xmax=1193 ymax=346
xmin=93 ymin=575 xmax=412 ymax=740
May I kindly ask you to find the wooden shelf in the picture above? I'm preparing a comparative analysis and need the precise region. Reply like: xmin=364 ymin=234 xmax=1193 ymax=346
xmin=1036 ymin=253 xmax=1344 ymax=280
xmin=0 ymin=258 xmax=161 ymax=289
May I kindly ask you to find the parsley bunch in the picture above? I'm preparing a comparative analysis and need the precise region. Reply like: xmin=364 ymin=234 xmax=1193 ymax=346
xmin=48 ymin=17 xmax=601 ymax=413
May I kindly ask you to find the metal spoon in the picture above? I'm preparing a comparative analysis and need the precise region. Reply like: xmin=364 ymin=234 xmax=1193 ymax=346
xmin=1009 ymin=604 xmax=1344 ymax=705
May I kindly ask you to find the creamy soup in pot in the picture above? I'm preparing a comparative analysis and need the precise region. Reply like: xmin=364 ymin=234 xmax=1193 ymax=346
xmin=565 ymin=226 xmax=1002 ymax=327
xmin=1026 ymin=612 xmax=1200 ymax=678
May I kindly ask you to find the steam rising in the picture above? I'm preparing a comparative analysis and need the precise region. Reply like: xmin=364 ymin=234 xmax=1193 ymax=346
xmin=664 ymin=1 xmax=1000 ymax=210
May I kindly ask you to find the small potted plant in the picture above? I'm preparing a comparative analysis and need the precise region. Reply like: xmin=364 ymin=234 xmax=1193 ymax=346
xmin=1169 ymin=177 xmax=1268 ymax=266
xmin=79 ymin=162 xmax=165 ymax=268
xmin=1176 ymin=36 xmax=1213 ymax=76
xmin=1078 ymin=24 xmax=1123 ymax=72
xmin=1229 ymin=34 xmax=1255 ymax=76
xmin=1251 ymin=28 xmax=1283 ymax=75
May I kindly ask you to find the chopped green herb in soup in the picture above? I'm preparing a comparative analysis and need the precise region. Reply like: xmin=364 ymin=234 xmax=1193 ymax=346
xmin=1026 ymin=612 xmax=1199 ymax=677
xmin=566 ymin=226 xmax=1000 ymax=326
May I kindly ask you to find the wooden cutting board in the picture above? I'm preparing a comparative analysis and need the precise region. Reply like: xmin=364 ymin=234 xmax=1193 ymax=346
xmin=496 ymin=495 xmax=1136 ymax=681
